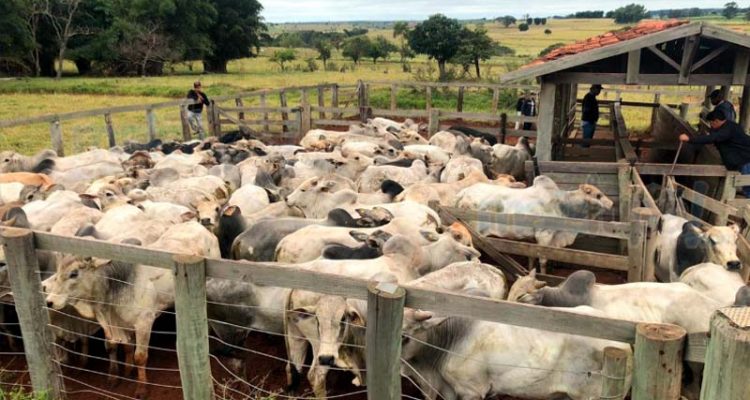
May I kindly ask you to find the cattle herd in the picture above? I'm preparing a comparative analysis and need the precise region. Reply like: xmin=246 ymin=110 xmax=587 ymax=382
xmin=0 ymin=117 xmax=748 ymax=400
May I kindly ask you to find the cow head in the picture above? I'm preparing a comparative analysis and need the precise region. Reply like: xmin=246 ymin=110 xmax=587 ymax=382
xmin=704 ymin=224 xmax=742 ymax=271
xmin=0 ymin=152 xmax=22 ymax=173
xmin=192 ymin=197 xmax=223 ymax=231
xmin=398 ymin=130 xmax=428 ymax=145
xmin=43 ymin=256 xmax=111 ymax=319
xmin=417 ymin=230 xmax=481 ymax=275
xmin=576 ymin=184 xmax=615 ymax=217
xmin=286 ymin=177 xmax=357 ymax=219
xmin=288 ymin=296 xmax=365 ymax=369
xmin=507 ymin=269 xmax=547 ymax=303
xmin=354 ymin=207 xmax=394 ymax=226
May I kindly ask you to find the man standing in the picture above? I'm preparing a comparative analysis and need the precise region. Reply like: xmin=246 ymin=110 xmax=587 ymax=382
xmin=581 ymin=84 xmax=602 ymax=147
xmin=709 ymin=89 xmax=736 ymax=122
xmin=187 ymin=81 xmax=210 ymax=139
xmin=680 ymin=110 xmax=750 ymax=196
xmin=521 ymin=91 xmax=537 ymax=131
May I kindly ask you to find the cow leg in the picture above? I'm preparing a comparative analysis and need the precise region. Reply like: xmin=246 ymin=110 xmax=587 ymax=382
xmin=77 ymin=336 xmax=90 ymax=368
xmin=284 ymin=320 xmax=310 ymax=392
xmin=104 ymin=339 xmax=120 ymax=385
xmin=133 ymin=319 xmax=154 ymax=399
xmin=123 ymin=342 xmax=135 ymax=378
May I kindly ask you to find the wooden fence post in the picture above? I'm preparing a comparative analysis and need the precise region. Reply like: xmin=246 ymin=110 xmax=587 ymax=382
xmin=294 ymin=108 xmax=303 ymax=139
xmin=332 ymin=85 xmax=340 ymax=119
xmin=600 ymin=346 xmax=629 ymax=400
xmin=631 ymin=207 xmax=660 ymax=282
xmin=280 ymin=90 xmax=289 ymax=134
xmin=500 ymin=113 xmax=507 ymax=144
xmin=50 ymin=119 xmax=64 ymax=157
xmin=366 ymin=282 xmax=405 ymax=400
xmin=235 ymin=97 xmax=245 ymax=122
xmin=716 ymin=172 xmax=737 ymax=226
xmin=390 ymin=84 xmax=398 ymax=111
xmin=104 ymin=113 xmax=116 ymax=148
xmin=211 ymin=101 xmax=221 ymax=137
xmin=357 ymin=80 xmax=367 ymax=110
xmin=679 ymin=103 xmax=689 ymax=120
xmin=301 ymin=104 xmax=312 ymax=135
xmin=317 ymin=86 xmax=326 ymax=119
xmin=173 ymin=255 xmax=213 ymax=400
xmin=492 ymin=88 xmax=500 ymax=114
xmin=627 ymin=217 xmax=647 ymax=283
xmin=428 ymin=108 xmax=440 ymax=137
xmin=259 ymin=92 xmax=269 ymax=133
xmin=651 ymin=93 xmax=661 ymax=131
xmin=425 ymin=86 xmax=432 ymax=110
xmin=457 ymin=86 xmax=465 ymax=112
xmin=179 ymin=105 xmax=191 ymax=141
xmin=700 ymin=307 xmax=750 ymax=399
xmin=618 ymin=165 xmax=633 ymax=222
xmin=146 ymin=108 xmax=157 ymax=141
xmin=2 ymin=229 xmax=62 ymax=399
xmin=632 ymin=323 xmax=685 ymax=400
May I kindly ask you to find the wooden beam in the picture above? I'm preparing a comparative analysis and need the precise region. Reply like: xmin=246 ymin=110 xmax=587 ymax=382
xmin=486 ymin=237 xmax=630 ymax=271
xmin=647 ymin=45 xmax=681 ymax=71
xmin=679 ymin=35 xmax=701 ymax=84
xmin=702 ymin=24 xmax=750 ymax=48
xmin=547 ymin=72 xmax=748 ymax=86
xmin=537 ymin=80 xmax=556 ymax=161
xmin=627 ymin=50 xmax=641 ymax=84
xmin=740 ymin=86 xmax=750 ymax=131
xmin=691 ymin=44 xmax=730 ymax=73
xmin=734 ymin=50 xmax=750 ymax=85
xmin=500 ymin=22 xmax=702 ymax=83
xmin=366 ymin=283 xmax=404 ymax=400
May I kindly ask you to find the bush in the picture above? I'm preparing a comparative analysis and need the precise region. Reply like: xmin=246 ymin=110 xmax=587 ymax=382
xmin=518 ymin=23 xmax=529 ymax=32
xmin=544 ymin=29 xmax=552 ymax=35
xmin=305 ymin=57 xmax=318 ymax=72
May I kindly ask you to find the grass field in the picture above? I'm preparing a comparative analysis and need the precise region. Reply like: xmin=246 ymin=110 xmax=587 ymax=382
xmin=0 ymin=17 xmax=745 ymax=154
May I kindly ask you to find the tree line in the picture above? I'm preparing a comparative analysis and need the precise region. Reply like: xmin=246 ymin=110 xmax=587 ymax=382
xmin=1 ymin=0 xmax=265 ymax=78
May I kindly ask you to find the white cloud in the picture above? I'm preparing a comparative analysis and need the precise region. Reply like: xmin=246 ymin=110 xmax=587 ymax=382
xmin=261 ymin=0 xmax=730 ymax=23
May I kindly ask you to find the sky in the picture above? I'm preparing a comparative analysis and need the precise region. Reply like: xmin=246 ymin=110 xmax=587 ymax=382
xmin=261 ymin=1 xmax=730 ymax=23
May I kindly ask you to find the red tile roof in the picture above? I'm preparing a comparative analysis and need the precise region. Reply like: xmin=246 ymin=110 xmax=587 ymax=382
xmin=525 ymin=19 xmax=690 ymax=68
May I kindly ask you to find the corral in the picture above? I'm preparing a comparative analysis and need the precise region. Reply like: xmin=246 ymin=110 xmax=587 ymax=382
xmin=1 ymin=20 xmax=750 ymax=400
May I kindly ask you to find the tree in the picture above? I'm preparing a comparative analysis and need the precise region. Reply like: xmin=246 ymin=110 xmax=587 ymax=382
xmin=544 ymin=29 xmax=552 ymax=35
xmin=392 ymin=21 xmax=413 ymax=66
xmin=367 ymin=35 xmax=397 ymax=64
xmin=518 ymin=23 xmax=529 ymax=31
xmin=393 ymin=21 xmax=409 ymax=38
xmin=270 ymin=48 xmax=295 ymax=71
xmin=407 ymin=14 xmax=463 ymax=80
xmin=496 ymin=15 xmax=516 ymax=28
xmin=40 ymin=0 xmax=90 ymax=79
xmin=342 ymin=35 xmax=371 ymax=64
xmin=541 ymin=18 xmax=547 ymax=25
xmin=117 ymin=22 xmax=177 ymax=76
xmin=203 ymin=0 xmax=265 ymax=73
xmin=315 ymin=40 xmax=331 ymax=69
xmin=533 ymin=18 xmax=542 ymax=25
xmin=526 ymin=17 xmax=533 ymax=25
xmin=611 ymin=4 xmax=649 ymax=24
xmin=451 ymin=25 xmax=495 ymax=78
xmin=0 ymin=0 xmax=35 ymax=75
xmin=723 ymin=2 xmax=739 ymax=19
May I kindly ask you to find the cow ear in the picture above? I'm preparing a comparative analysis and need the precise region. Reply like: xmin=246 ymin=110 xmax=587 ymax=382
xmin=346 ymin=308 xmax=364 ymax=326
xmin=180 ymin=211 xmax=197 ymax=222
xmin=413 ymin=310 xmax=433 ymax=322
xmin=730 ymin=223 xmax=740 ymax=235
xmin=420 ymin=230 xmax=440 ymax=242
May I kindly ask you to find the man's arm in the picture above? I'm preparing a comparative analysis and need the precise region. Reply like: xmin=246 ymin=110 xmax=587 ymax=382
xmin=680 ymin=128 xmax=731 ymax=144
xmin=200 ymin=92 xmax=210 ymax=105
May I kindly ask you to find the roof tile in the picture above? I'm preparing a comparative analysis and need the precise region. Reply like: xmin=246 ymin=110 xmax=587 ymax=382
xmin=526 ymin=19 xmax=689 ymax=68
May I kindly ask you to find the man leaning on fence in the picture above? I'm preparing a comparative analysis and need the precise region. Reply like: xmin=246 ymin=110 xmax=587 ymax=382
xmin=680 ymin=109 xmax=750 ymax=197
xmin=581 ymin=84 xmax=602 ymax=147
xmin=187 ymin=81 xmax=210 ymax=139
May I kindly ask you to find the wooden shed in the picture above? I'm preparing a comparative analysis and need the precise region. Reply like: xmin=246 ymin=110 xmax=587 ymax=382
xmin=500 ymin=20 xmax=750 ymax=162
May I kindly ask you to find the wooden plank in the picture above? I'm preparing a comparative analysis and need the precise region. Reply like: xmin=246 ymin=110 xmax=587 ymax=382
xmin=369 ymin=109 xmax=429 ymax=118
xmin=317 ymin=86 xmax=326 ymax=119
xmin=632 ymin=323 xmax=686 ymax=400
xmin=1 ymin=230 xmax=62 ymax=398
xmin=735 ymin=50 xmax=750 ymax=86
xmin=691 ymin=44 xmax=729 ymax=73
xmin=537 ymin=81 xmax=556 ymax=162
xmin=546 ymin=72 xmax=746 ymax=86
xmin=674 ymin=181 xmax=738 ymax=217
xmin=312 ymin=119 xmax=358 ymax=127
xmin=364 ymin=80 xmax=538 ymax=90
xmin=627 ymin=219 xmax=647 ymax=282
xmin=310 ymin=106 xmax=360 ymax=113
xmin=716 ymin=172 xmax=738 ymax=225
xmin=626 ymin=50 xmax=641 ymax=84
xmin=485 ymin=238 xmax=630 ymax=271
xmin=492 ymin=88 xmax=500 ymax=113
xmin=146 ymin=108 xmax=157 ymax=141
xmin=366 ymin=282 xmax=404 ymax=400
xmin=219 ymin=106 xmax=298 ymax=113
xmin=104 ymin=113 xmax=116 ymax=148
xmin=741 ymin=85 xmax=750 ymax=132
xmin=279 ymin=91 xmax=289 ymax=133
xmin=442 ymin=207 xmax=632 ymax=239
xmin=259 ymin=92 xmax=269 ymax=132
xmin=499 ymin=22 xmax=702 ymax=83
xmin=49 ymin=120 xmax=64 ymax=157
xmin=332 ymin=85 xmax=340 ymax=119
xmin=173 ymin=255 xmax=213 ymax=400
xmin=428 ymin=109 xmax=440 ymax=136
xmin=632 ymin=169 xmax=661 ymax=214
xmin=679 ymin=35 xmax=700 ymax=84
xmin=702 ymin=24 xmax=750 ymax=49
xmin=542 ymin=172 xmax=617 ymax=186
xmin=619 ymin=165 xmax=633 ymax=222
xmin=456 ymin=86 xmax=465 ymax=112
xmin=425 ymin=86 xmax=432 ymax=110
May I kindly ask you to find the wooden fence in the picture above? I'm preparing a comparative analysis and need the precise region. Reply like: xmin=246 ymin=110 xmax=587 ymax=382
xmin=0 ymin=223 xmax=718 ymax=400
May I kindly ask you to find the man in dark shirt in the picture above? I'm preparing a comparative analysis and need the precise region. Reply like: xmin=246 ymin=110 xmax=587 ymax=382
xmin=187 ymin=81 xmax=210 ymax=139
xmin=709 ymin=89 xmax=736 ymax=122
xmin=680 ymin=109 xmax=750 ymax=196
xmin=581 ymin=84 xmax=602 ymax=147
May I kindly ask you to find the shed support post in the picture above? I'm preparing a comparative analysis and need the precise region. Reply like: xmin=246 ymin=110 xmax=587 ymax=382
xmin=651 ymin=93 xmax=661 ymax=132
xmin=618 ymin=165 xmax=633 ymax=222
xmin=173 ymin=255 xmax=213 ymax=400
xmin=537 ymin=80 xmax=557 ymax=161
xmin=600 ymin=346 xmax=629 ymax=400
xmin=700 ymin=308 xmax=750 ymax=399
xmin=631 ymin=207 xmax=660 ymax=282
xmin=632 ymin=323 xmax=686 ymax=400
xmin=50 ymin=120 xmax=64 ymax=157
xmin=716 ymin=172 xmax=737 ymax=226
xmin=104 ymin=113 xmax=116 ymax=148
xmin=627 ymin=217 xmax=647 ymax=283
xmin=366 ymin=282 xmax=405 ymax=400
xmin=740 ymin=85 xmax=750 ymax=131
xmin=2 ymin=229 xmax=63 ymax=399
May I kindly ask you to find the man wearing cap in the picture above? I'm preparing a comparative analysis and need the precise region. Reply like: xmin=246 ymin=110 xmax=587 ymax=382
xmin=581 ymin=84 xmax=603 ymax=147
xmin=187 ymin=81 xmax=210 ymax=139
xmin=709 ymin=89 xmax=736 ymax=122
xmin=680 ymin=109 xmax=750 ymax=196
